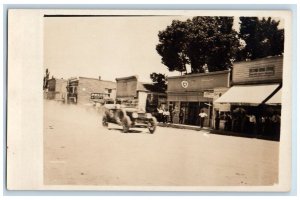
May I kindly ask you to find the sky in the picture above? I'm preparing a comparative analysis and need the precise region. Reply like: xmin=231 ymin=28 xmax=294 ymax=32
xmin=44 ymin=16 xmax=283 ymax=82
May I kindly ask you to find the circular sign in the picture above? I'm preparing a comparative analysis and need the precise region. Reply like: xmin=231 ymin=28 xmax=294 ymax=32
xmin=181 ymin=81 xmax=189 ymax=88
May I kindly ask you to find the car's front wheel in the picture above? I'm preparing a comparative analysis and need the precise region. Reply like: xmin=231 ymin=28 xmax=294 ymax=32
xmin=102 ymin=116 xmax=108 ymax=127
xmin=122 ymin=116 xmax=131 ymax=133
xmin=148 ymin=117 xmax=157 ymax=134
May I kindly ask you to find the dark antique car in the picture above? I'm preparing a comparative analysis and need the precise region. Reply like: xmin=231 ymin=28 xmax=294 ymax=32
xmin=102 ymin=104 xmax=158 ymax=133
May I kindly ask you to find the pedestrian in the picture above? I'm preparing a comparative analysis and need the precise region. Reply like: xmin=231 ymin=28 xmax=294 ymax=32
xmin=271 ymin=111 xmax=281 ymax=140
xmin=169 ymin=107 xmax=174 ymax=123
xmin=215 ymin=111 xmax=220 ymax=130
xmin=179 ymin=108 xmax=184 ymax=124
xmin=199 ymin=110 xmax=208 ymax=128
xmin=224 ymin=113 xmax=232 ymax=131
xmin=259 ymin=115 xmax=266 ymax=136
xmin=163 ymin=109 xmax=170 ymax=123
xmin=248 ymin=113 xmax=257 ymax=134
xmin=157 ymin=106 xmax=163 ymax=122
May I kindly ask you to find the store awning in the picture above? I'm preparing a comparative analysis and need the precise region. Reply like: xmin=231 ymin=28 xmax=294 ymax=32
xmin=214 ymin=84 xmax=280 ymax=104
xmin=265 ymin=88 xmax=282 ymax=105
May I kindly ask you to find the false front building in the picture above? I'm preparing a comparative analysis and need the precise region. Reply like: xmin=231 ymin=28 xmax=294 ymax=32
xmin=167 ymin=70 xmax=231 ymax=127
xmin=215 ymin=56 xmax=282 ymax=140
xmin=66 ymin=76 xmax=116 ymax=105
xmin=45 ymin=78 xmax=68 ymax=101
xmin=115 ymin=76 xmax=167 ymax=112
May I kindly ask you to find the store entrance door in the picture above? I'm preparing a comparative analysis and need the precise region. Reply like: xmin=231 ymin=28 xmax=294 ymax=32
xmin=186 ymin=102 xmax=200 ymax=125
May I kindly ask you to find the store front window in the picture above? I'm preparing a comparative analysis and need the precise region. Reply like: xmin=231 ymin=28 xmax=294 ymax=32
xmin=179 ymin=102 xmax=212 ymax=126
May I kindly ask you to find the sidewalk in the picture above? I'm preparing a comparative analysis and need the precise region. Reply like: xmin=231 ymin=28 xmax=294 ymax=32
xmin=157 ymin=122 xmax=210 ymax=131
xmin=157 ymin=122 xmax=279 ymax=141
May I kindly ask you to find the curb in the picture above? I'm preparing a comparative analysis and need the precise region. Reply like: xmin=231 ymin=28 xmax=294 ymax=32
xmin=157 ymin=123 xmax=279 ymax=141
xmin=157 ymin=122 xmax=210 ymax=131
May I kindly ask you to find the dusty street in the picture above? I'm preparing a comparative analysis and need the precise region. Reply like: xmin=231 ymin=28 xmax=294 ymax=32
xmin=44 ymin=101 xmax=279 ymax=186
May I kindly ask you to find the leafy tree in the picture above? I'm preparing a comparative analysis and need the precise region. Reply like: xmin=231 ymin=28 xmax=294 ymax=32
xmin=43 ymin=68 xmax=50 ymax=90
xmin=150 ymin=73 xmax=167 ymax=92
xmin=156 ymin=17 xmax=240 ymax=74
xmin=156 ymin=20 xmax=188 ymax=73
xmin=238 ymin=17 xmax=284 ymax=60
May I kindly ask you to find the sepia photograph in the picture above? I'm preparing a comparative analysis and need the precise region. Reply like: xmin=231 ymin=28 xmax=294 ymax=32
xmin=6 ymin=9 xmax=293 ymax=191
xmin=43 ymin=14 xmax=284 ymax=186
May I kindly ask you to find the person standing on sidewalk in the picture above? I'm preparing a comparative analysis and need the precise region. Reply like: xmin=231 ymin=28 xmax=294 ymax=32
xmin=199 ymin=110 xmax=208 ymax=128
xmin=157 ymin=106 xmax=163 ymax=122
xmin=163 ymin=109 xmax=170 ymax=123
xmin=215 ymin=111 xmax=220 ymax=130
xmin=169 ymin=107 xmax=175 ymax=123
xmin=179 ymin=108 xmax=184 ymax=124
xmin=248 ymin=113 xmax=257 ymax=134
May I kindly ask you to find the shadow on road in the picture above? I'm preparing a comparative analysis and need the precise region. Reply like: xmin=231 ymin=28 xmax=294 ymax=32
xmin=106 ymin=127 xmax=152 ymax=134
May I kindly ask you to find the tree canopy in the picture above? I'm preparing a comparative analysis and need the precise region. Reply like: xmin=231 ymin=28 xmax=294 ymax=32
xmin=238 ymin=17 xmax=284 ymax=60
xmin=156 ymin=16 xmax=284 ymax=74
xmin=150 ymin=73 xmax=167 ymax=93
xmin=156 ymin=16 xmax=240 ymax=74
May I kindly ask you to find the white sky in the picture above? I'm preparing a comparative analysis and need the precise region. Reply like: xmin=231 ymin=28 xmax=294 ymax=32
xmin=44 ymin=16 xmax=282 ymax=82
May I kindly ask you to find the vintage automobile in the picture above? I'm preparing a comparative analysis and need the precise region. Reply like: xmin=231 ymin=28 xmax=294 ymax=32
xmin=102 ymin=104 xmax=157 ymax=133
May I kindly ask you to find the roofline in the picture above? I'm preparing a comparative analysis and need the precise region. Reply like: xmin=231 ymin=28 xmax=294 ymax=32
xmin=233 ymin=55 xmax=283 ymax=65
xmin=232 ymin=79 xmax=282 ymax=86
xmin=168 ymin=70 xmax=230 ymax=80
xmin=78 ymin=76 xmax=116 ymax=83
xmin=116 ymin=75 xmax=138 ymax=81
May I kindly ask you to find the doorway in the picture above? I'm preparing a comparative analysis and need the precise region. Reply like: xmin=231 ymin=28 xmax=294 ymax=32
xmin=186 ymin=102 xmax=200 ymax=125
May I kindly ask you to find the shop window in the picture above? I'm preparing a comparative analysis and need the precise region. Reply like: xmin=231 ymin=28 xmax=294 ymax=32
xmin=249 ymin=65 xmax=275 ymax=77
xmin=266 ymin=66 xmax=275 ymax=75
xmin=249 ymin=68 xmax=259 ymax=76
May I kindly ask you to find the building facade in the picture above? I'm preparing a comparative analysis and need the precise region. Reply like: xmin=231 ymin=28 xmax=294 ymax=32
xmin=45 ymin=78 xmax=68 ymax=101
xmin=66 ymin=76 xmax=116 ymax=105
xmin=167 ymin=70 xmax=231 ymax=127
xmin=215 ymin=56 xmax=283 ymax=140
xmin=115 ymin=76 xmax=167 ymax=112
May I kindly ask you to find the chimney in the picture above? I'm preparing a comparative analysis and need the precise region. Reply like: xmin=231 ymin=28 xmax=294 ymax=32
xmin=99 ymin=76 xmax=101 ymax=80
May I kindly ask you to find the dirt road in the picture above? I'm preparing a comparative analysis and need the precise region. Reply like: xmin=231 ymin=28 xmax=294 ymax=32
xmin=44 ymin=101 xmax=279 ymax=186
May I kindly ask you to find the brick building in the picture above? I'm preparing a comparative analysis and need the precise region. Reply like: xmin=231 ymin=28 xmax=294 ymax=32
xmin=66 ymin=76 xmax=116 ymax=105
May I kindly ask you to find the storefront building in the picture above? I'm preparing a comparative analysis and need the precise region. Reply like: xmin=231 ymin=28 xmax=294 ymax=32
xmin=45 ymin=78 xmax=68 ymax=101
xmin=115 ymin=76 xmax=166 ymax=112
xmin=167 ymin=71 xmax=230 ymax=127
xmin=66 ymin=76 xmax=116 ymax=105
xmin=215 ymin=56 xmax=282 ymax=140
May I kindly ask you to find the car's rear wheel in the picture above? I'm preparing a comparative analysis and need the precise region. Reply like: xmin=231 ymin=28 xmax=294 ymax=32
xmin=122 ymin=116 xmax=131 ymax=133
xmin=102 ymin=116 xmax=108 ymax=127
xmin=148 ymin=117 xmax=157 ymax=134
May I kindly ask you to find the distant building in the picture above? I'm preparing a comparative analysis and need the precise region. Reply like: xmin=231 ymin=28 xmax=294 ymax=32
xmin=215 ymin=56 xmax=283 ymax=140
xmin=66 ymin=76 xmax=116 ymax=105
xmin=45 ymin=78 xmax=68 ymax=101
xmin=167 ymin=70 xmax=231 ymax=127
xmin=115 ymin=76 xmax=167 ymax=112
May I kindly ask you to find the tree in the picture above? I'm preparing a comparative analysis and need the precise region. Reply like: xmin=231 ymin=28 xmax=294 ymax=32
xmin=43 ymin=68 xmax=50 ymax=90
xmin=156 ymin=17 xmax=240 ymax=74
xmin=238 ymin=17 xmax=284 ymax=60
xmin=150 ymin=73 xmax=167 ymax=92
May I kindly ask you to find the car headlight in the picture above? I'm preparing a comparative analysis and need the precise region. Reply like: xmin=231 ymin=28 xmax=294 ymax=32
xmin=145 ymin=113 xmax=152 ymax=119
xmin=132 ymin=112 xmax=138 ymax=118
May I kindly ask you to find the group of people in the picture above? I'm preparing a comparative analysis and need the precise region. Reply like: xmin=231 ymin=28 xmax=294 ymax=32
xmin=215 ymin=110 xmax=281 ymax=138
xmin=157 ymin=107 xmax=174 ymax=123
xmin=157 ymin=105 xmax=209 ymax=128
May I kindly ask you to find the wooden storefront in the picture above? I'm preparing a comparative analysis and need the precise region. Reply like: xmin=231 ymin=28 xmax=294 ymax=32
xmin=167 ymin=71 xmax=231 ymax=127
